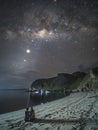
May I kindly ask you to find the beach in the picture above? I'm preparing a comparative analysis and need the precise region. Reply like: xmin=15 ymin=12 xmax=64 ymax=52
xmin=0 ymin=91 xmax=98 ymax=130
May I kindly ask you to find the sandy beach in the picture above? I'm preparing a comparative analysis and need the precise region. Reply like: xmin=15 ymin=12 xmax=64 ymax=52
xmin=0 ymin=91 xmax=98 ymax=130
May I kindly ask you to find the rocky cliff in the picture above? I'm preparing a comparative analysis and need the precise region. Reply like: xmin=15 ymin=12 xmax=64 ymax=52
xmin=31 ymin=67 xmax=98 ymax=91
xmin=31 ymin=72 xmax=86 ymax=90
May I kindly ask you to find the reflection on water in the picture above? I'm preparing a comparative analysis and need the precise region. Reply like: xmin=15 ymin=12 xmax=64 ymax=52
xmin=30 ymin=91 xmax=70 ymax=104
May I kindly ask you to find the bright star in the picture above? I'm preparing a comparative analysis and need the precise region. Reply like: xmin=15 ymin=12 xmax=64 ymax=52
xmin=26 ymin=49 xmax=31 ymax=53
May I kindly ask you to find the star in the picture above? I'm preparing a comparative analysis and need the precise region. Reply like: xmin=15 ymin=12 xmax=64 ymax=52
xmin=24 ymin=59 xmax=27 ymax=62
xmin=31 ymin=39 xmax=34 ymax=42
xmin=26 ymin=49 xmax=31 ymax=53
xmin=53 ymin=0 xmax=57 ymax=2
xmin=92 ymin=48 xmax=95 ymax=51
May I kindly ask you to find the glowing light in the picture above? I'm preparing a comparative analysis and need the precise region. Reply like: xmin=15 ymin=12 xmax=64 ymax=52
xmin=38 ymin=29 xmax=47 ymax=38
xmin=24 ymin=59 xmax=27 ymax=62
xmin=31 ymin=39 xmax=34 ymax=42
xmin=26 ymin=49 xmax=31 ymax=53
xmin=35 ymin=29 xmax=54 ymax=39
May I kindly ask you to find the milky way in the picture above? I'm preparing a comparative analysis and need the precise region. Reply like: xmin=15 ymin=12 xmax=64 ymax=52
xmin=0 ymin=0 xmax=98 ymax=88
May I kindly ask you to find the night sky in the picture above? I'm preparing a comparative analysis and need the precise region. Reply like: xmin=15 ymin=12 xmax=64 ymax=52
xmin=0 ymin=0 xmax=98 ymax=89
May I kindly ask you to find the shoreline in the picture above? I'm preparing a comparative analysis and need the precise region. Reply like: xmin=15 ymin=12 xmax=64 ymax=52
xmin=0 ymin=91 xmax=98 ymax=130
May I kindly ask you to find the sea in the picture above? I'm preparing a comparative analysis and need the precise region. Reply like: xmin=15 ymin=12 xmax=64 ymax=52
xmin=0 ymin=90 xmax=66 ymax=114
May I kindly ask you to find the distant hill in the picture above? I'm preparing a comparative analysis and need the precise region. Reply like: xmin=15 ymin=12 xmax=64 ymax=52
xmin=31 ymin=67 xmax=98 ymax=91
xmin=31 ymin=72 xmax=86 ymax=90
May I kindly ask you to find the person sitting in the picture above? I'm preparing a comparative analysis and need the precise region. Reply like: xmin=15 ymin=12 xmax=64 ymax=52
xmin=25 ymin=108 xmax=30 ymax=121
xmin=30 ymin=106 xmax=35 ymax=121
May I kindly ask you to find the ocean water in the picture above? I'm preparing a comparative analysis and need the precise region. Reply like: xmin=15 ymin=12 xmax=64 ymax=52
xmin=0 ymin=90 xmax=66 ymax=114
xmin=0 ymin=90 xmax=39 ymax=114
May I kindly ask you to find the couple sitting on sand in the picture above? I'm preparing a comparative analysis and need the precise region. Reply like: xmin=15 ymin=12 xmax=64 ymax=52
xmin=25 ymin=107 xmax=35 ymax=122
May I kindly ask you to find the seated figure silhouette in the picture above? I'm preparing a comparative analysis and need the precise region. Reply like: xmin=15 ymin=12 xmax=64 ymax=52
xmin=30 ymin=106 xmax=35 ymax=121
xmin=25 ymin=108 xmax=30 ymax=121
